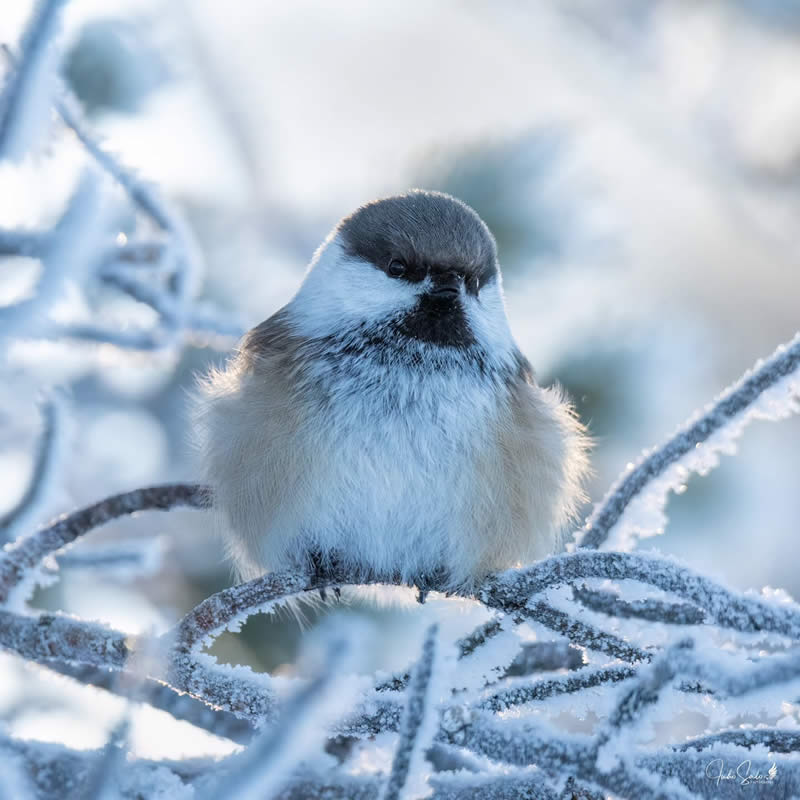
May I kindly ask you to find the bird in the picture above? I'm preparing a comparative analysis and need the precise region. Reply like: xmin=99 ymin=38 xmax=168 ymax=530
xmin=195 ymin=190 xmax=589 ymax=593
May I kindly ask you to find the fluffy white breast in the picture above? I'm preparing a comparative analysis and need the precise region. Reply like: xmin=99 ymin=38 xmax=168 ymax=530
xmin=284 ymin=344 xmax=510 ymax=584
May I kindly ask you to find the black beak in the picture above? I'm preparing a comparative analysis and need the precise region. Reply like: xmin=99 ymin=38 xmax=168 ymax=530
xmin=429 ymin=273 xmax=463 ymax=299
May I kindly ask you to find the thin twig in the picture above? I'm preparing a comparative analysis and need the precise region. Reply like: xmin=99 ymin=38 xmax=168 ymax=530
xmin=0 ymin=396 xmax=65 ymax=545
xmin=526 ymin=600 xmax=650 ymax=662
xmin=479 ymin=664 xmax=637 ymax=713
xmin=383 ymin=624 xmax=439 ymax=800
xmin=674 ymin=728 xmax=800 ymax=754
xmin=572 ymin=585 xmax=706 ymax=625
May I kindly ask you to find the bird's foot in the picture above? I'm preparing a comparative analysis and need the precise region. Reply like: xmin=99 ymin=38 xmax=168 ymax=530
xmin=415 ymin=565 xmax=450 ymax=603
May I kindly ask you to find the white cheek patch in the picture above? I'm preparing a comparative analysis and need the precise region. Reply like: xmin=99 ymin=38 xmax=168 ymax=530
xmin=464 ymin=278 xmax=517 ymax=367
xmin=289 ymin=237 xmax=419 ymax=338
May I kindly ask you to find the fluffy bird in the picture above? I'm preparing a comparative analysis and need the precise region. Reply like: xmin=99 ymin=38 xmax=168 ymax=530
xmin=196 ymin=190 xmax=589 ymax=591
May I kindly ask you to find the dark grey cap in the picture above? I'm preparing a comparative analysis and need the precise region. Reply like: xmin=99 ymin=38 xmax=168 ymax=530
xmin=337 ymin=190 xmax=498 ymax=290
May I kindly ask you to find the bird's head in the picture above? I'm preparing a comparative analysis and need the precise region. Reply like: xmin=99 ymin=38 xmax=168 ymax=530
xmin=289 ymin=190 xmax=517 ymax=365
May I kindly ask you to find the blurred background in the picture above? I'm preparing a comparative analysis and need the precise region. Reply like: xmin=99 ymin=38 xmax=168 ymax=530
xmin=1 ymin=0 xmax=799 ymax=763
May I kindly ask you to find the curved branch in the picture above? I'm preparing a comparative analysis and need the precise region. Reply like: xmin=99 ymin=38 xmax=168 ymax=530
xmin=579 ymin=332 xmax=800 ymax=550
xmin=0 ymin=484 xmax=210 ymax=603
xmin=0 ymin=396 xmax=65 ymax=545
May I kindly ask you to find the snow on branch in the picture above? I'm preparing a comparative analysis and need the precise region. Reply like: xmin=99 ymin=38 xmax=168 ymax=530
xmin=571 ymin=584 xmax=706 ymax=625
xmin=382 ymin=624 xmax=440 ymax=800
xmin=479 ymin=664 xmax=637 ymax=713
xmin=50 ymin=73 xmax=203 ymax=317
xmin=0 ymin=607 xmax=128 ymax=669
xmin=479 ymin=550 xmax=800 ymax=640
xmin=578 ymin=331 xmax=800 ymax=551
xmin=444 ymin=710 xmax=694 ymax=800
xmin=0 ymin=483 xmax=209 ymax=604
xmin=0 ymin=732 xmax=196 ymax=799
xmin=525 ymin=599 xmax=649 ymax=662
xmin=0 ymin=0 xmax=66 ymax=160
xmin=0 ymin=171 xmax=109 ymax=341
xmin=0 ymin=35 xmax=244 ymax=354
xmin=675 ymin=729 xmax=800 ymax=754
xmin=37 ymin=659 xmax=256 ymax=745
xmin=203 ymin=637 xmax=354 ymax=800
xmin=0 ymin=395 xmax=66 ymax=545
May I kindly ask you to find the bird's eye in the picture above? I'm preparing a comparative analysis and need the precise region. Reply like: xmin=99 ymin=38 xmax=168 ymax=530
xmin=387 ymin=259 xmax=406 ymax=279
xmin=468 ymin=275 xmax=480 ymax=294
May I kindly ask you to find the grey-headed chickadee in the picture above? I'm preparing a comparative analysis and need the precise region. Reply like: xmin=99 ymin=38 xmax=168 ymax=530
xmin=196 ymin=190 xmax=589 ymax=591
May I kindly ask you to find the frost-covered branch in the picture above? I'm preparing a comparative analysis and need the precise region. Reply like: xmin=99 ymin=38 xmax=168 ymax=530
xmin=0 ymin=228 xmax=50 ymax=257
xmin=428 ymin=772 xmax=602 ymax=800
xmin=77 ymin=718 xmax=130 ymax=800
xmin=0 ymin=733 xmax=193 ymax=799
xmin=0 ymin=0 xmax=66 ymax=160
xmin=54 ymin=537 xmax=166 ymax=579
xmin=479 ymin=663 xmax=637 ymax=713
xmin=0 ymin=483 xmax=209 ymax=603
xmin=52 ymin=77 xmax=203 ymax=311
xmin=572 ymin=584 xmax=706 ymax=625
xmin=333 ymin=691 xmax=404 ymax=738
xmin=0 ymin=608 xmax=128 ymax=669
xmin=681 ymin=646 xmax=800 ymax=696
xmin=150 ymin=546 xmax=800 ymax=740
xmin=0 ymin=228 xmax=168 ymax=272
xmin=579 ymin=331 xmax=800 ymax=550
xmin=455 ymin=619 xmax=502 ymax=658
xmin=38 ymin=659 xmax=256 ymax=744
xmin=0 ymin=172 xmax=108 ymax=340
xmin=203 ymin=638 xmax=352 ymax=800
xmin=444 ymin=711 xmax=694 ymax=800
xmin=0 ymin=396 xmax=65 ymax=545
xmin=480 ymin=551 xmax=800 ymax=640
xmin=168 ymin=655 xmax=279 ymax=724
xmin=505 ymin=641 xmax=584 ymax=676
xmin=375 ymin=616 xmax=570 ymax=696
xmin=526 ymin=600 xmax=649 ymax=662
xmin=675 ymin=728 xmax=800 ymax=754
xmin=0 ymin=608 xmax=267 ymax=742
xmin=0 ymin=31 xmax=211 ymax=354
xmin=592 ymin=640 xmax=695 ymax=770
xmin=271 ymin=772 xmax=605 ymax=800
xmin=383 ymin=624 xmax=439 ymax=800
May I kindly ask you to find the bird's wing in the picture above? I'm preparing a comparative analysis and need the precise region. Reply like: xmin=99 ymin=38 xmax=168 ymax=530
xmin=194 ymin=308 xmax=321 ymax=578
xmin=493 ymin=365 xmax=590 ymax=563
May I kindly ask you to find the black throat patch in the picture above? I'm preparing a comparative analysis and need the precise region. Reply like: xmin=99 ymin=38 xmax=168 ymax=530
xmin=393 ymin=294 xmax=474 ymax=348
